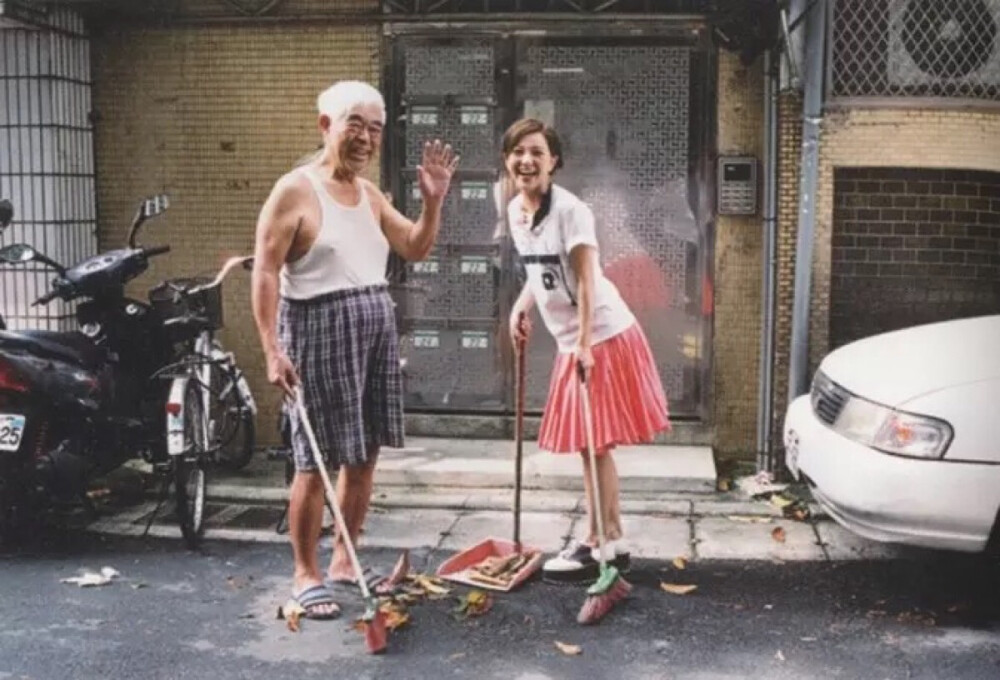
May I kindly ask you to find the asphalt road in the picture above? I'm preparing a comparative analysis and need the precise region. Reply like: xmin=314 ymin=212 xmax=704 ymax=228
xmin=1 ymin=532 xmax=998 ymax=680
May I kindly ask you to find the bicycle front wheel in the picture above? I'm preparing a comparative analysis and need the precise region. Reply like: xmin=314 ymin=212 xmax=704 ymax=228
xmin=175 ymin=380 xmax=207 ymax=548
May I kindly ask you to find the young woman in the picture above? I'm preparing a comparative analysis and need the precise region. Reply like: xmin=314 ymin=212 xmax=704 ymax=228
xmin=502 ymin=118 xmax=671 ymax=581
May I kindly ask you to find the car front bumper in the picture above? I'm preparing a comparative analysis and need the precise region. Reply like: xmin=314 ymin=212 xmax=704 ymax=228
xmin=783 ymin=395 xmax=1000 ymax=553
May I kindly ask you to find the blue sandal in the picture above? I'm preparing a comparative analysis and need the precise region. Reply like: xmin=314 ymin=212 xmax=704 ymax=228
xmin=292 ymin=584 xmax=341 ymax=620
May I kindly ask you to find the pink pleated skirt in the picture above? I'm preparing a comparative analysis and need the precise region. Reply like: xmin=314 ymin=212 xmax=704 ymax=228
xmin=537 ymin=323 xmax=671 ymax=454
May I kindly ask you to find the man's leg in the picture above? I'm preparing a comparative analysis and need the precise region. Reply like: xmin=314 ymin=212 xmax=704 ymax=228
xmin=327 ymin=447 xmax=379 ymax=582
xmin=289 ymin=470 xmax=340 ymax=616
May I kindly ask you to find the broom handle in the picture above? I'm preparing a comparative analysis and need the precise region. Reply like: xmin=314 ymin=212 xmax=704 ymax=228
xmin=294 ymin=387 xmax=374 ymax=602
xmin=513 ymin=319 xmax=526 ymax=549
xmin=577 ymin=361 xmax=608 ymax=568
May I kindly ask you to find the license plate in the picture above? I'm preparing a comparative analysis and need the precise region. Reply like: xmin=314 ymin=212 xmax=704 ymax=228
xmin=0 ymin=413 xmax=27 ymax=453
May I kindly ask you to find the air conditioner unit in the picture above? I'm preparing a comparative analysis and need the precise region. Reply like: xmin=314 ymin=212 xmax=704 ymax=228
xmin=888 ymin=0 xmax=1000 ymax=87
xmin=0 ymin=0 xmax=47 ymax=29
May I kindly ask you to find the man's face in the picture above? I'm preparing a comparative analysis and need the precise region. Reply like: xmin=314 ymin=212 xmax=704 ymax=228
xmin=322 ymin=102 xmax=384 ymax=175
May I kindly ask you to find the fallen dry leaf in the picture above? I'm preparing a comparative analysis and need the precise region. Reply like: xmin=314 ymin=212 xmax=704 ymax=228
xmin=555 ymin=641 xmax=582 ymax=656
xmin=789 ymin=506 xmax=811 ymax=522
xmin=660 ymin=583 xmax=698 ymax=596
xmin=717 ymin=479 xmax=731 ymax=492
xmin=455 ymin=589 xmax=493 ymax=618
xmin=771 ymin=526 xmax=787 ymax=543
xmin=378 ymin=550 xmax=410 ymax=595
xmin=770 ymin=495 xmax=795 ymax=510
xmin=377 ymin=601 xmax=411 ymax=631
xmin=412 ymin=574 xmax=450 ymax=597
xmin=278 ymin=599 xmax=306 ymax=633
xmin=672 ymin=557 xmax=687 ymax=570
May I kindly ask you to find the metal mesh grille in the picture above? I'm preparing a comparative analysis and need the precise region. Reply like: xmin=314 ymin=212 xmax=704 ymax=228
xmin=519 ymin=45 xmax=697 ymax=409
xmin=0 ymin=9 xmax=98 ymax=331
xmin=831 ymin=0 xmax=1000 ymax=101
xmin=404 ymin=45 xmax=495 ymax=98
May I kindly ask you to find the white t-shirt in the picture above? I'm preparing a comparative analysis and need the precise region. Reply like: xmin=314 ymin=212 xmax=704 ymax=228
xmin=508 ymin=184 xmax=635 ymax=352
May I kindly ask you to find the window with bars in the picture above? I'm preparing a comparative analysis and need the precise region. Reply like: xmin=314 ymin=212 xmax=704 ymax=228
xmin=830 ymin=0 xmax=1000 ymax=103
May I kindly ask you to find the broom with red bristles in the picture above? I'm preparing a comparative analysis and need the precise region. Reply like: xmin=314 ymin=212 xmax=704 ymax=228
xmin=293 ymin=387 xmax=388 ymax=654
xmin=576 ymin=361 xmax=632 ymax=625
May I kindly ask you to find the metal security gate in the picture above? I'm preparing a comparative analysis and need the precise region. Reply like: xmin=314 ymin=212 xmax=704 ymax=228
xmin=0 ymin=8 xmax=98 ymax=331
xmin=388 ymin=28 xmax=714 ymax=419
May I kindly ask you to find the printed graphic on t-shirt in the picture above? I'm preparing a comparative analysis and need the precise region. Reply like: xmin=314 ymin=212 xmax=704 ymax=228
xmin=521 ymin=254 xmax=577 ymax=307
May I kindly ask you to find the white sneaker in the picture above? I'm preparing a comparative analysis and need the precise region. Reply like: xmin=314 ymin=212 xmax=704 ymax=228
xmin=542 ymin=541 xmax=600 ymax=583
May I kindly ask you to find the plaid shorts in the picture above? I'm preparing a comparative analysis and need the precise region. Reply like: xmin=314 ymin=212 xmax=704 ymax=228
xmin=279 ymin=284 xmax=404 ymax=471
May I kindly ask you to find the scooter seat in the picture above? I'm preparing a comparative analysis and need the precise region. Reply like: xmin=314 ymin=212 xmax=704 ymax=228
xmin=0 ymin=329 xmax=104 ymax=369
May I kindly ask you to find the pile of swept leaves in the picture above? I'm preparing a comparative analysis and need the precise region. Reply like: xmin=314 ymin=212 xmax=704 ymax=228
xmin=279 ymin=550 xmax=494 ymax=633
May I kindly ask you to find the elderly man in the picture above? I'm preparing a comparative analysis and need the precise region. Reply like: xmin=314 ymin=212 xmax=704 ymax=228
xmin=252 ymin=80 xmax=458 ymax=618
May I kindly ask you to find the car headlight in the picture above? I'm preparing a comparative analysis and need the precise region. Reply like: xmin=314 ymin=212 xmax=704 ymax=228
xmin=832 ymin=395 xmax=953 ymax=459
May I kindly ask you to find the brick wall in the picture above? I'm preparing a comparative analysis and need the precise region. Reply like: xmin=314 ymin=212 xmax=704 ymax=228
xmin=771 ymin=90 xmax=802 ymax=445
xmin=712 ymin=51 xmax=765 ymax=459
xmin=772 ymin=107 xmax=1000 ymax=444
xmin=831 ymin=167 xmax=1000 ymax=348
xmin=91 ymin=3 xmax=380 ymax=445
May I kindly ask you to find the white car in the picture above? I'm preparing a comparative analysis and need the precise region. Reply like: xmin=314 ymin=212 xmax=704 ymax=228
xmin=783 ymin=315 xmax=1000 ymax=553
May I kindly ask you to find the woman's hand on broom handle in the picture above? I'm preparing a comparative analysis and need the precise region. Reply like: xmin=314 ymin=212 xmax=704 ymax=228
xmin=574 ymin=344 xmax=594 ymax=382
xmin=510 ymin=310 xmax=531 ymax=351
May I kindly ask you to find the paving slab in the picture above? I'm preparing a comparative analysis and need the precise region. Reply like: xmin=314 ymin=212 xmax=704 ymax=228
xmin=353 ymin=508 xmax=460 ymax=550
xmin=692 ymin=499 xmax=784 ymax=518
xmin=695 ymin=517 xmax=825 ymax=561
xmin=620 ymin=499 xmax=692 ymax=516
xmin=620 ymin=515 xmax=694 ymax=560
xmin=437 ymin=510 xmax=575 ymax=553
xmin=815 ymin=521 xmax=906 ymax=561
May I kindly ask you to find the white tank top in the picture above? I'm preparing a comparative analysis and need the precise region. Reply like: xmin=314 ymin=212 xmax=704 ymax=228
xmin=279 ymin=168 xmax=390 ymax=300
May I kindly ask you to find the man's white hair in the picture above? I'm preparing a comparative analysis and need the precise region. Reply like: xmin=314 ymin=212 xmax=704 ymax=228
xmin=317 ymin=80 xmax=385 ymax=123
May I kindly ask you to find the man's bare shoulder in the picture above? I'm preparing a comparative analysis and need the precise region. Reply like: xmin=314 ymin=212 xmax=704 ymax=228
xmin=270 ymin=169 xmax=311 ymax=205
xmin=358 ymin=177 xmax=386 ymax=204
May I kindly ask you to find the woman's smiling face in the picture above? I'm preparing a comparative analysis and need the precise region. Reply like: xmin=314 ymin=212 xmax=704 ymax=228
xmin=505 ymin=131 xmax=559 ymax=196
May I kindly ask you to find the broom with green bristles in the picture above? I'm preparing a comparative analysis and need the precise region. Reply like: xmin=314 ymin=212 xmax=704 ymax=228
xmin=576 ymin=361 xmax=632 ymax=625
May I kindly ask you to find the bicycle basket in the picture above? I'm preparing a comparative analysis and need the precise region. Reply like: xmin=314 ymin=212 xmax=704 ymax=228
xmin=148 ymin=276 xmax=224 ymax=332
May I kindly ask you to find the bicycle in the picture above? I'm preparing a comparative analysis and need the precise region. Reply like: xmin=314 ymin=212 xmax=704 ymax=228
xmin=148 ymin=255 xmax=257 ymax=548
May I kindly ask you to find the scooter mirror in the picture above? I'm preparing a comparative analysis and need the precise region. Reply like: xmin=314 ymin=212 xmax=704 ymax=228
xmin=0 ymin=243 xmax=36 ymax=264
xmin=143 ymin=194 xmax=170 ymax=219
xmin=0 ymin=200 xmax=13 ymax=230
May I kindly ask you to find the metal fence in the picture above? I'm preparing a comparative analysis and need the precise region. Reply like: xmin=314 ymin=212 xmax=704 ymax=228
xmin=829 ymin=0 xmax=1000 ymax=103
xmin=0 ymin=8 xmax=98 ymax=331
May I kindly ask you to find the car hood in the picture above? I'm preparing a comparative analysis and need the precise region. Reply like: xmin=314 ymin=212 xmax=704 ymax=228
xmin=820 ymin=315 xmax=1000 ymax=407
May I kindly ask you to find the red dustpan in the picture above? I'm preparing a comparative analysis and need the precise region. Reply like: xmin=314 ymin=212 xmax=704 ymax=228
xmin=438 ymin=322 xmax=543 ymax=591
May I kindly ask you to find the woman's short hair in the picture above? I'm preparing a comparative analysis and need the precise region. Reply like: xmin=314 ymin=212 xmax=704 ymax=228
xmin=501 ymin=118 xmax=564 ymax=173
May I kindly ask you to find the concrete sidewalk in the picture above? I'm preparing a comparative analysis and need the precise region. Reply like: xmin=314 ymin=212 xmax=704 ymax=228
xmin=94 ymin=438 xmax=907 ymax=563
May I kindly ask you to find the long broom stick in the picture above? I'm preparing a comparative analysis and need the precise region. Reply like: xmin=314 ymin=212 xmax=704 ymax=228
xmin=293 ymin=387 xmax=388 ymax=653
xmin=576 ymin=361 xmax=632 ymax=625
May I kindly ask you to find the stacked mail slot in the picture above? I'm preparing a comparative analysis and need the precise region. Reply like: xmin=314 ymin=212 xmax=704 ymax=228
xmin=399 ymin=94 xmax=503 ymax=411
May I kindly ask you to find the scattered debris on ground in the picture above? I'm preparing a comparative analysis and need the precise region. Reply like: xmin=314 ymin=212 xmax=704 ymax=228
xmin=468 ymin=552 xmax=538 ymax=589
xmin=660 ymin=583 xmax=698 ymax=596
xmin=454 ymin=589 xmax=493 ymax=619
xmin=736 ymin=471 xmax=813 ymax=522
xmin=554 ymin=641 xmax=582 ymax=656
xmin=60 ymin=566 xmax=121 ymax=587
